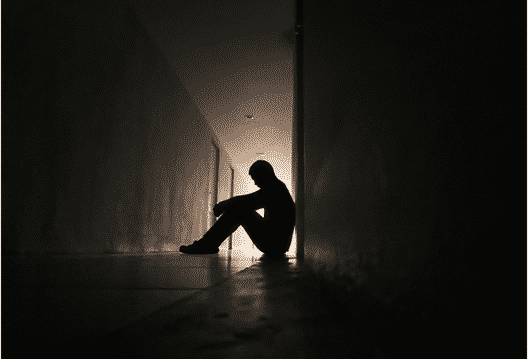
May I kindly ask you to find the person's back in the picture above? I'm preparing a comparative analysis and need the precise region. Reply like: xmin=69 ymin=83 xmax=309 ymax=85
xmin=254 ymin=178 xmax=296 ymax=250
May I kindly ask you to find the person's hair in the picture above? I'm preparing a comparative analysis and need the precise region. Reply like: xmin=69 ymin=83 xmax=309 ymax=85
xmin=249 ymin=160 xmax=276 ymax=179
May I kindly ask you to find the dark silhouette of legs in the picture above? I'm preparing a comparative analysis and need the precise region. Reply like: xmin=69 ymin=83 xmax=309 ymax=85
xmin=201 ymin=205 xmax=268 ymax=250
xmin=180 ymin=203 xmax=284 ymax=256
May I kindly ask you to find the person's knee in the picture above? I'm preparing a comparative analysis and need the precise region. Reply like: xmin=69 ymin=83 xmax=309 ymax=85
xmin=224 ymin=202 xmax=244 ymax=213
xmin=224 ymin=204 xmax=253 ymax=218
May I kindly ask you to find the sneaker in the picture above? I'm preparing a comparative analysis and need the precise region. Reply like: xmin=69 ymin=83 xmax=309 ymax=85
xmin=179 ymin=240 xmax=219 ymax=254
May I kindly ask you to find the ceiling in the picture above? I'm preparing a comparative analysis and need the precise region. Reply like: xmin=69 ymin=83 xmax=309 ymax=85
xmin=129 ymin=0 xmax=295 ymax=191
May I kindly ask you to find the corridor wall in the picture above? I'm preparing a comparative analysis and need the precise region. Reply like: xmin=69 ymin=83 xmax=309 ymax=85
xmin=301 ymin=2 xmax=521 ymax=354
xmin=3 ymin=0 xmax=233 ymax=254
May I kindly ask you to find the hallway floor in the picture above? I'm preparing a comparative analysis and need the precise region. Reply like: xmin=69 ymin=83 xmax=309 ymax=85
xmin=4 ymin=250 xmax=371 ymax=358
xmin=2 ymin=249 xmax=259 ymax=352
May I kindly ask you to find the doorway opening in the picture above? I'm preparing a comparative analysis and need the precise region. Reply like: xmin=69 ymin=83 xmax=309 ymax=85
xmin=207 ymin=140 xmax=220 ymax=233
xmin=228 ymin=166 xmax=234 ymax=250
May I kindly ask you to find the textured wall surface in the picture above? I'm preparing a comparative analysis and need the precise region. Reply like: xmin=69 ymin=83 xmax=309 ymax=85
xmin=2 ymin=0 xmax=232 ymax=254
xmin=302 ymin=1 xmax=521 ymax=351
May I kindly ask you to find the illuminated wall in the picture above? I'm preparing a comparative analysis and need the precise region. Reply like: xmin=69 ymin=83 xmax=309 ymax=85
xmin=2 ymin=0 xmax=232 ymax=254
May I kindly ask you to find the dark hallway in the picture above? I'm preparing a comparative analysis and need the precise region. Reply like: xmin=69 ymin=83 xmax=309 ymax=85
xmin=2 ymin=1 xmax=523 ymax=357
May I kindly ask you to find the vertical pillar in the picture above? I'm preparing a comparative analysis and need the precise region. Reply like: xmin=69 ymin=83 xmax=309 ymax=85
xmin=292 ymin=0 xmax=305 ymax=261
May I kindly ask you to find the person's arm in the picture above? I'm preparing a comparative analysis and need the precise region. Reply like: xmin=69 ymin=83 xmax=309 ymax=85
xmin=213 ymin=191 xmax=263 ymax=216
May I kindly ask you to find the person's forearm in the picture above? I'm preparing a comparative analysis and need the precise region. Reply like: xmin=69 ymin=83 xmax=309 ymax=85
xmin=221 ymin=193 xmax=256 ymax=210
xmin=224 ymin=194 xmax=248 ymax=208
xmin=215 ymin=196 xmax=241 ymax=214
xmin=214 ymin=191 xmax=261 ymax=217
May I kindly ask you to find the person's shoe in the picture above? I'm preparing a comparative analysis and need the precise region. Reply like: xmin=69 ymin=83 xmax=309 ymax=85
xmin=179 ymin=240 xmax=219 ymax=254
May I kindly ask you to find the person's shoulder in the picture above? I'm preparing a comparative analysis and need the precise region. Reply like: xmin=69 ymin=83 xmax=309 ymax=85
xmin=274 ymin=178 xmax=287 ymax=187
xmin=275 ymin=180 xmax=293 ymax=198
xmin=280 ymin=181 xmax=292 ymax=194
xmin=272 ymin=179 xmax=288 ymax=191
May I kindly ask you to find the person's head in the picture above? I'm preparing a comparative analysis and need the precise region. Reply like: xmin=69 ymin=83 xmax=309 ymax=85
xmin=249 ymin=160 xmax=277 ymax=188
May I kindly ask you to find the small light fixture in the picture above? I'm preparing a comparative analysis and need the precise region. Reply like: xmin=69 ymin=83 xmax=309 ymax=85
xmin=246 ymin=115 xmax=254 ymax=120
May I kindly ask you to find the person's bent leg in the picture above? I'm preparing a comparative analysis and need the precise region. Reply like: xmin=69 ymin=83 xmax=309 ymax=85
xmin=181 ymin=203 xmax=286 ymax=256
xmin=240 ymin=221 xmax=290 ymax=259
xmin=245 ymin=224 xmax=291 ymax=259
xmin=196 ymin=204 xmax=263 ymax=249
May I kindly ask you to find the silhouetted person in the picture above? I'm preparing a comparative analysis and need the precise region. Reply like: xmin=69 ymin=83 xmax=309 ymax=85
xmin=180 ymin=160 xmax=296 ymax=259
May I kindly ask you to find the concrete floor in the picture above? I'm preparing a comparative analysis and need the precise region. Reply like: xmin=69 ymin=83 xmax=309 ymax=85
xmin=3 ymin=249 xmax=375 ymax=358
xmin=2 ymin=248 xmax=261 ymax=352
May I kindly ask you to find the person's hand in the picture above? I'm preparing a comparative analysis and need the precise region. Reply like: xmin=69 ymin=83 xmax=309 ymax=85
xmin=213 ymin=202 xmax=224 ymax=217
xmin=214 ymin=197 xmax=236 ymax=217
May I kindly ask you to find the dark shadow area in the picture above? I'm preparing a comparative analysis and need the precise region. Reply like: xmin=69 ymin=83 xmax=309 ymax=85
xmin=301 ymin=2 xmax=524 ymax=356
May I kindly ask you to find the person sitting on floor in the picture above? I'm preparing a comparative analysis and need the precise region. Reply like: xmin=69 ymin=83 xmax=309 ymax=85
xmin=180 ymin=160 xmax=296 ymax=259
